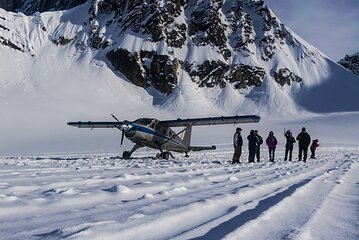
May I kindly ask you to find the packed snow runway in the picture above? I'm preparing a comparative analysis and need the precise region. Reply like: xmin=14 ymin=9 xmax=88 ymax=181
xmin=1 ymin=146 xmax=359 ymax=240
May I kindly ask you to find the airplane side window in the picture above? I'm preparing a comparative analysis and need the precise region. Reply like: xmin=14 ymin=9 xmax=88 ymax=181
xmin=139 ymin=118 xmax=152 ymax=125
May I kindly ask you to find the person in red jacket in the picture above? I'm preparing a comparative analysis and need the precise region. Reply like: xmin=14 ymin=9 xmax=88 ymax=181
xmin=310 ymin=139 xmax=320 ymax=159
xmin=266 ymin=131 xmax=278 ymax=162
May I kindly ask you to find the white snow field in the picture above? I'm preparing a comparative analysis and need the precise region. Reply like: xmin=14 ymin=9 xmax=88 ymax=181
xmin=1 ymin=1 xmax=359 ymax=239
xmin=1 ymin=146 xmax=359 ymax=240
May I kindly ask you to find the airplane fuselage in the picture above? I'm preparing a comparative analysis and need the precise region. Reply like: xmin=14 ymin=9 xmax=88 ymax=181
xmin=125 ymin=121 xmax=189 ymax=153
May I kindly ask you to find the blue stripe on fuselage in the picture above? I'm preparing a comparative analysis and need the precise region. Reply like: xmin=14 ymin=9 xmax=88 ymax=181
xmin=128 ymin=124 xmax=187 ymax=149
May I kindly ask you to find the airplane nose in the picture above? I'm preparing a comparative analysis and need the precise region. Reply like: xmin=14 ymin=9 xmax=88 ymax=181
xmin=121 ymin=121 xmax=132 ymax=132
xmin=121 ymin=124 xmax=129 ymax=131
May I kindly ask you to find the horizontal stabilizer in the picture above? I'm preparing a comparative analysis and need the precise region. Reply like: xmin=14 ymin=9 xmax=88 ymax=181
xmin=189 ymin=145 xmax=216 ymax=151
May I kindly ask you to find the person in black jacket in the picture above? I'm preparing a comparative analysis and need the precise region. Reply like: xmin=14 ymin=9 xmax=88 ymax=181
xmin=296 ymin=127 xmax=311 ymax=162
xmin=247 ymin=130 xmax=259 ymax=163
xmin=232 ymin=127 xmax=243 ymax=164
xmin=284 ymin=130 xmax=296 ymax=161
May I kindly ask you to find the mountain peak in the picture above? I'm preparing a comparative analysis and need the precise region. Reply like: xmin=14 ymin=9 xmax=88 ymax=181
xmin=1 ymin=0 xmax=359 ymax=116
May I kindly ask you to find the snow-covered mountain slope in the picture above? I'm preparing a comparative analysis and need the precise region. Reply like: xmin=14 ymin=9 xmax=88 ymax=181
xmin=338 ymin=51 xmax=359 ymax=75
xmin=1 ymin=0 xmax=359 ymax=115
xmin=1 ymin=147 xmax=359 ymax=239
xmin=1 ymin=0 xmax=359 ymax=154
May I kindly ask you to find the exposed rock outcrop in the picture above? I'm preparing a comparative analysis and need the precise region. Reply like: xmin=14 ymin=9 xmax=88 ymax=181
xmin=338 ymin=52 xmax=359 ymax=75
xmin=185 ymin=60 xmax=229 ymax=88
xmin=229 ymin=64 xmax=266 ymax=89
xmin=0 ymin=36 xmax=24 ymax=51
xmin=52 ymin=36 xmax=73 ymax=46
xmin=184 ymin=61 xmax=265 ymax=89
xmin=0 ymin=0 xmax=87 ymax=15
xmin=106 ymin=49 xmax=147 ymax=88
xmin=273 ymin=68 xmax=302 ymax=86
xmin=106 ymin=49 xmax=179 ymax=94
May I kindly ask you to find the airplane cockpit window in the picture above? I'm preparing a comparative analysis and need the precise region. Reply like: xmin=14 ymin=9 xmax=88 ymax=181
xmin=134 ymin=118 xmax=153 ymax=126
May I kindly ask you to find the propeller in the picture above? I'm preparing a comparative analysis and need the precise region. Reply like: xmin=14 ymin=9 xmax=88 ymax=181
xmin=111 ymin=114 xmax=129 ymax=146
xmin=111 ymin=114 xmax=121 ymax=123
xmin=121 ymin=130 xmax=125 ymax=145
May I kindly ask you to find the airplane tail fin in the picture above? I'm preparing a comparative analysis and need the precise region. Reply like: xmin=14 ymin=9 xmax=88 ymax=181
xmin=182 ymin=126 xmax=192 ymax=147
xmin=182 ymin=126 xmax=216 ymax=152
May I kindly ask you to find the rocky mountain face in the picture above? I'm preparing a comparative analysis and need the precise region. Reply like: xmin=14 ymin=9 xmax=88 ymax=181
xmin=338 ymin=52 xmax=359 ymax=75
xmin=0 ymin=0 xmax=306 ymax=94
xmin=1 ymin=0 xmax=359 ymax=114
xmin=86 ymin=0 xmax=305 ymax=94
xmin=0 ymin=0 xmax=86 ymax=15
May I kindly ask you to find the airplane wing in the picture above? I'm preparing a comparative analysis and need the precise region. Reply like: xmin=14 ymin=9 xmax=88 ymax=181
xmin=158 ymin=115 xmax=260 ymax=127
xmin=67 ymin=121 xmax=123 ymax=128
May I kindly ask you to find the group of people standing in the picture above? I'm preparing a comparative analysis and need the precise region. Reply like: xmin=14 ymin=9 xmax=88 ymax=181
xmin=232 ymin=127 xmax=319 ymax=164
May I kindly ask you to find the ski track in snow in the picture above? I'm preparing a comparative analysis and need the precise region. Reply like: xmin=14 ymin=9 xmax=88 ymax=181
xmin=0 ymin=147 xmax=358 ymax=240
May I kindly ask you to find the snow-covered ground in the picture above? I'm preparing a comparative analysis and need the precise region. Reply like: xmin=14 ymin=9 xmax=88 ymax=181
xmin=1 ymin=2 xmax=359 ymax=238
xmin=1 ymin=146 xmax=359 ymax=240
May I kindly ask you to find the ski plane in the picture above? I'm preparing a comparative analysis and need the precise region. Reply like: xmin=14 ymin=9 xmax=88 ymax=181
xmin=67 ymin=115 xmax=260 ymax=159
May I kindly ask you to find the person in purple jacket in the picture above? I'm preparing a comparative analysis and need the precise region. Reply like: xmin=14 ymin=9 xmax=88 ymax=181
xmin=266 ymin=131 xmax=278 ymax=162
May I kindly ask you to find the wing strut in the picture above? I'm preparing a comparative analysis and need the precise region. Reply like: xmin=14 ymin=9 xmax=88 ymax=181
xmin=160 ymin=124 xmax=193 ymax=148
